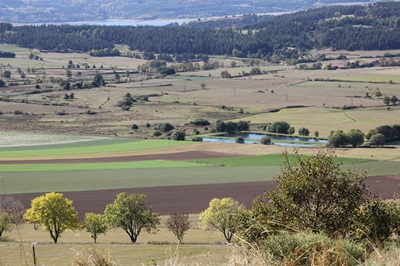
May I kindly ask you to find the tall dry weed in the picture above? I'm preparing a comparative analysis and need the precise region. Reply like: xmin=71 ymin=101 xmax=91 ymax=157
xmin=72 ymin=246 xmax=116 ymax=266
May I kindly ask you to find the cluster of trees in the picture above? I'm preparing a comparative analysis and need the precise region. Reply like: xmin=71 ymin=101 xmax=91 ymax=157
xmin=88 ymin=48 xmax=120 ymax=57
xmin=215 ymin=120 xmax=249 ymax=133
xmin=383 ymin=95 xmax=398 ymax=106
xmin=23 ymin=192 xmax=161 ymax=244
xmin=328 ymin=129 xmax=365 ymax=147
xmin=0 ymin=51 xmax=15 ymax=58
xmin=200 ymin=151 xmax=400 ymax=254
xmin=328 ymin=124 xmax=400 ymax=147
xmin=366 ymin=124 xmax=400 ymax=144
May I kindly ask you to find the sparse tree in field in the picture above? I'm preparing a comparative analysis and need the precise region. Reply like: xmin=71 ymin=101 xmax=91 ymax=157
xmin=2 ymin=70 xmax=11 ymax=79
xmin=383 ymin=96 xmax=391 ymax=105
xmin=64 ymin=93 xmax=70 ymax=100
xmin=171 ymin=130 xmax=185 ymax=141
xmin=230 ymin=61 xmax=236 ymax=68
xmin=221 ymin=70 xmax=231 ymax=78
xmin=391 ymin=95 xmax=398 ymax=105
xmin=165 ymin=213 xmax=191 ymax=244
xmin=131 ymin=124 xmax=139 ymax=131
xmin=69 ymin=92 xmax=74 ymax=99
xmin=92 ymin=73 xmax=105 ymax=87
xmin=200 ymin=83 xmax=206 ymax=90
xmin=199 ymin=197 xmax=245 ymax=243
xmin=65 ymin=69 xmax=72 ymax=78
xmin=260 ymin=135 xmax=272 ymax=145
xmin=0 ymin=80 xmax=6 ymax=87
xmin=104 ymin=193 xmax=160 ymax=243
xmin=235 ymin=136 xmax=245 ymax=144
xmin=369 ymin=133 xmax=385 ymax=147
xmin=298 ymin=127 xmax=310 ymax=136
xmin=314 ymin=131 xmax=319 ymax=138
xmin=288 ymin=126 xmax=295 ymax=135
xmin=347 ymin=129 xmax=365 ymax=147
xmin=84 ymin=212 xmax=108 ymax=243
xmin=24 ymin=192 xmax=80 ymax=243
xmin=0 ymin=196 xmax=24 ymax=239
xmin=374 ymin=90 xmax=382 ymax=98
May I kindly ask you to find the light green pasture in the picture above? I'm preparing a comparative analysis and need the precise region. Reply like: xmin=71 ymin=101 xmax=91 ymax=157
xmin=2 ymin=159 xmax=399 ymax=194
xmin=188 ymin=154 xmax=370 ymax=167
xmin=336 ymin=74 xmax=400 ymax=83
xmin=0 ymin=166 xmax=281 ymax=194
xmin=238 ymin=106 xmax=400 ymax=138
xmin=0 ymin=160 xmax=205 ymax=172
xmin=0 ymin=139 xmax=190 ymax=157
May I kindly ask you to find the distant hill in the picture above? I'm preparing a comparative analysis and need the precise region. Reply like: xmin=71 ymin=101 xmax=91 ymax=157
xmin=0 ymin=0 xmax=380 ymax=24
xmin=2 ymin=2 xmax=400 ymax=59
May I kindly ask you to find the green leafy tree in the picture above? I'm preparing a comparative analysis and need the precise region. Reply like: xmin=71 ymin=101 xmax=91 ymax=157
xmin=347 ymin=129 xmax=365 ymax=147
xmin=0 ymin=196 xmax=24 ymax=239
xmin=383 ymin=96 xmax=391 ymax=105
xmin=267 ymin=121 xmax=290 ymax=134
xmin=288 ymin=126 xmax=295 ymax=135
xmin=245 ymin=151 xmax=369 ymax=241
xmin=171 ymin=130 xmax=185 ymax=141
xmin=260 ymin=135 xmax=272 ymax=145
xmin=237 ymin=121 xmax=250 ymax=131
xmin=24 ymin=192 xmax=80 ymax=243
xmin=0 ymin=80 xmax=5 ymax=87
xmin=328 ymin=130 xmax=348 ymax=147
xmin=369 ymin=133 xmax=385 ymax=147
xmin=199 ymin=197 xmax=245 ymax=243
xmin=235 ymin=136 xmax=245 ymax=144
xmin=298 ymin=127 xmax=310 ymax=136
xmin=165 ymin=213 xmax=191 ymax=244
xmin=390 ymin=95 xmax=398 ymax=105
xmin=65 ymin=69 xmax=72 ymax=78
xmin=104 ymin=193 xmax=160 ymax=243
xmin=84 ymin=212 xmax=108 ymax=243
xmin=92 ymin=73 xmax=105 ymax=87
xmin=355 ymin=197 xmax=400 ymax=248
xmin=374 ymin=90 xmax=382 ymax=98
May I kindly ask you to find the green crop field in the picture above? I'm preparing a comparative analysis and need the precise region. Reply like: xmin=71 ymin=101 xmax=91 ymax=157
xmin=0 ymin=139 xmax=190 ymax=157
xmin=238 ymin=106 xmax=400 ymax=138
xmin=188 ymin=154 xmax=370 ymax=167
xmin=0 ymin=166 xmax=281 ymax=194
xmin=0 ymin=160 xmax=206 ymax=172
xmin=336 ymin=74 xmax=400 ymax=83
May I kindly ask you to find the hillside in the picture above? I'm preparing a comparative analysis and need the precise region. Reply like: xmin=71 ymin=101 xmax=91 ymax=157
xmin=0 ymin=0 xmax=375 ymax=23
xmin=1 ymin=2 xmax=400 ymax=59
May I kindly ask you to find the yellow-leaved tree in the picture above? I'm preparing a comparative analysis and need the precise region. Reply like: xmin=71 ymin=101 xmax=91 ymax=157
xmin=24 ymin=192 xmax=80 ymax=243
xmin=199 ymin=197 xmax=245 ymax=243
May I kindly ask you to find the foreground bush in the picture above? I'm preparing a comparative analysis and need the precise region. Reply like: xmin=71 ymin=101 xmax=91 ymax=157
xmin=228 ymin=232 xmax=366 ymax=266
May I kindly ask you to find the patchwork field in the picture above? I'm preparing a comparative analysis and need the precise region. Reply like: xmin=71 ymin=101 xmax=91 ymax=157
xmin=1 ymin=44 xmax=400 ymax=265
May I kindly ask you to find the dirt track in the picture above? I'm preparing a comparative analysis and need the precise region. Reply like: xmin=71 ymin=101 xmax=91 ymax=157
xmin=10 ymin=175 xmax=400 ymax=220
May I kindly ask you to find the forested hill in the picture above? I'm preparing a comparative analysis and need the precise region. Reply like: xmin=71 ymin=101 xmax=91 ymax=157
xmin=1 ymin=0 xmax=374 ymax=23
xmin=1 ymin=2 xmax=400 ymax=60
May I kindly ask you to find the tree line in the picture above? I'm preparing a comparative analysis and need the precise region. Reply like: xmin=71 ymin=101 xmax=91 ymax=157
xmin=1 ymin=3 xmax=400 ymax=59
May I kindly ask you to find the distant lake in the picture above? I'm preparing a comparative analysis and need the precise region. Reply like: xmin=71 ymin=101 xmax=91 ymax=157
xmin=12 ymin=19 xmax=196 ymax=27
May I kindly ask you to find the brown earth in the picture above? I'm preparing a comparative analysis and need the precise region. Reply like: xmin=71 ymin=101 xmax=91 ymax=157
xmin=0 ymin=150 xmax=241 ymax=164
xmin=10 ymin=175 xmax=400 ymax=220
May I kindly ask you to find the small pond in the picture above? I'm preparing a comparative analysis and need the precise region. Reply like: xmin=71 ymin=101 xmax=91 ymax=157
xmin=202 ymin=133 xmax=327 ymax=147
